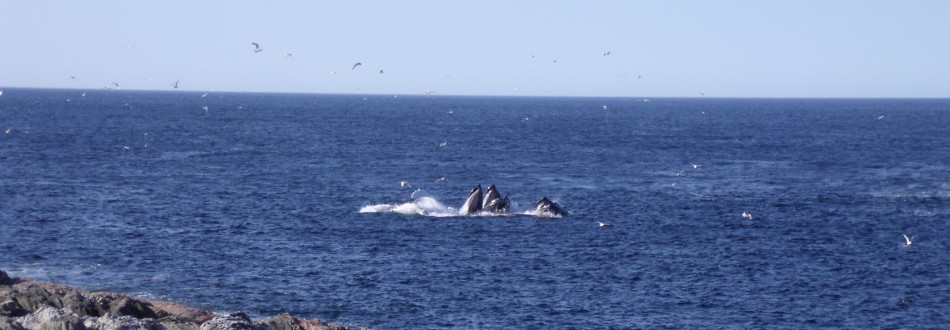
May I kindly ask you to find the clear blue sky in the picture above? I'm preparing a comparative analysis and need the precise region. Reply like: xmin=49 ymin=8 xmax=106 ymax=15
xmin=3 ymin=1 xmax=948 ymax=97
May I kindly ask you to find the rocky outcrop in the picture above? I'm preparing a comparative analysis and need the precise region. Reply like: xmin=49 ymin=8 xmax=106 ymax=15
xmin=0 ymin=270 xmax=367 ymax=330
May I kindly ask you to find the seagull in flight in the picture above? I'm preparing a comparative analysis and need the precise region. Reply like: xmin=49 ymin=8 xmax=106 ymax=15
xmin=602 ymin=105 xmax=608 ymax=111
xmin=171 ymin=80 xmax=179 ymax=89
xmin=596 ymin=221 xmax=609 ymax=227
xmin=400 ymin=181 xmax=412 ymax=188
xmin=251 ymin=42 xmax=262 ymax=53
xmin=603 ymin=51 xmax=612 ymax=56
xmin=352 ymin=62 xmax=362 ymax=70
xmin=284 ymin=53 xmax=293 ymax=59
xmin=903 ymin=234 xmax=913 ymax=246
xmin=741 ymin=212 xmax=753 ymax=220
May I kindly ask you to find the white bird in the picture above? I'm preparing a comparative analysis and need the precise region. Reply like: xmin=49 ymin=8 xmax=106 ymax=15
xmin=439 ymin=141 xmax=448 ymax=147
xmin=878 ymin=115 xmax=886 ymax=120
xmin=741 ymin=212 xmax=752 ymax=220
xmin=425 ymin=90 xmax=434 ymax=95
xmin=400 ymin=181 xmax=412 ymax=188
xmin=692 ymin=163 xmax=701 ymax=169
xmin=903 ymin=234 xmax=913 ymax=246
xmin=251 ymin=42 xmax=262 ymax=53
xmin=202 ymin=106 xmax=209 ymax=113
xmin=435 ymin=177 xmax=447 ymax=183
xmin=596 ymin=221 xmax=609 ymax=227
xmin=4 ymin=128 xmax=11 ymax=134
xmin=0 ymin=90 xmax=3 ymax=96
xmin=201 ymin=93 xmax=208 ymax=98
xmin=602 ymin=105 xmax=608 ymax=111
xmin=171 ymin=80 xmax=179 ymax=89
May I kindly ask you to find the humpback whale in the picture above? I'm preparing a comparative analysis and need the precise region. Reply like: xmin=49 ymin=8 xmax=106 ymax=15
xmin=459 ymin=185 xmax=483 ymax=215
xmin=482 ymin=185 xmax=511 ymax=213
xmin=534 ymin=197 xmax=567 ymax=217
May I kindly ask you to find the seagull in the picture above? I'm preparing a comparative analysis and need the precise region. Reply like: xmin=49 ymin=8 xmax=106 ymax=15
xmin=379 ymin=70 xmax=384 ymax=74
xmin=171 ymin=80 xmax=179 ymax=89
xmin=602 ymin=105 xmax=608 ymax=111
xmin=439 ymin=141 xmax=448 ymax=147
xmin=202 ymin=106 xmax=209 ymax=113
xmin=81 ymin=92 xmax=86 ymax=97
xmin=903 ymin=234 xmax=913 ymax=246
xmin=596 ymin=221 xmax=609 ymax=227
xmin=435 ymin=177 xmax=447 ymax=183
xmin=692 ymin=163 xmax=701 ymax=169
xmin=0 ymin=90 xmax=3 ymax=96
xmin=603 ymin=51 xmax=612 ymax=56
xmin=70 ymin=75 xmax=78 ymax=80
xmin=741 ymin=212 xmax=753 ymax=220
xmin=4 ymin=128 xmax=11 ymax=134
xmin=878 ymin=115 xmax=886 ymax=120
xmin=400 ymin=181 xmax=412 ymax=188
xmin=425 ymin=90 xmax=434 ymax=95
xmin=701 ymin=90 xmax=705 ymax=96
xmin=352 ymin=62 xmax=362 ymax=70
xmin=111 ymin=82 xmax=120 ymax=88
xmin=329 ymin=71 xmax=337 ymax=75
xmin=201 ymin=92 xmax=208 ymax=98
xmin=284 ymin=53 xmax=293 ymax=59
xmin=251 ymin=42 xmax=262 ymax=53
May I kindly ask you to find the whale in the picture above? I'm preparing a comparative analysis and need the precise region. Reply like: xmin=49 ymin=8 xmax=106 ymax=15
xmin=534 ymin=197 xmax=567 ymax=217
xmin=482 ymin=184 xmax=511 ymax=213
xmin=459 ymin=185 xmax=483 ymax=215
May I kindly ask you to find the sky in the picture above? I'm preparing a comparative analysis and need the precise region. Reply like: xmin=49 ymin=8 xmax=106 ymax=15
xmin=2 ymin=1 xmax=949 ymax=98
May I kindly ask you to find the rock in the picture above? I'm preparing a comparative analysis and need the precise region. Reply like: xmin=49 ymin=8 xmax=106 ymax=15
xmin=0 ymin=270 xmax=367 ymax=330
xmin=200 ymin=312 xmax=263 ymax=330
xmin=83 ymin=312 xmax=159 ymax=330
xmin=149 ymin=301 xmax=214 ymax=324
xmin=14 ymin=307 xmax=84 ymax=330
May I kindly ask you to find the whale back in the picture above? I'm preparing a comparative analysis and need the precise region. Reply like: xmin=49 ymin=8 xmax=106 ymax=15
xmin=534 ymin=196 xmax=566 ymax=217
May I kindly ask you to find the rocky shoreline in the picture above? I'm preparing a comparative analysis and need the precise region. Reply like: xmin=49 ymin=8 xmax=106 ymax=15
xmin=0 ymin=269 xmax=369 ymax=330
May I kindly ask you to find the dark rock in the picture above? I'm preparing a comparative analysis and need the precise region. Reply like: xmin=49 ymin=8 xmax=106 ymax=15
xmin=0 ymin=316 xmax=26 ymax=330
xmin=257 ymin=313 xmax=301 ymax=330
xmin=0 ymin=298 xmax=28 ymax=317
xmin=0 ymin=271 xmax=11 ymax=286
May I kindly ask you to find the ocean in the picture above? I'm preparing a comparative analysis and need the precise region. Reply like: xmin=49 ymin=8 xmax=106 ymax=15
xmin=1 ymin=88 xmax=949 ymax=329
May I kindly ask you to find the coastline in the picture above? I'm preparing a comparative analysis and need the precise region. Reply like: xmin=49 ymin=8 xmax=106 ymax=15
xmin=0 ymin=269 xmax=368 ymax=330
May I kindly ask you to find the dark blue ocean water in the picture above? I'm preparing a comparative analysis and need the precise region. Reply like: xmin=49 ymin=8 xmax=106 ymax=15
xmin=2 ymin=88 xmax=949 ymax=329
